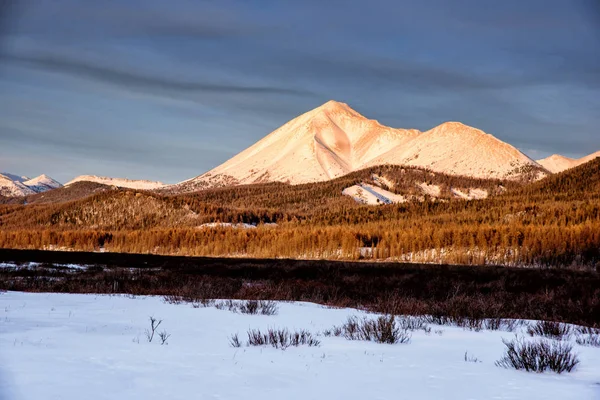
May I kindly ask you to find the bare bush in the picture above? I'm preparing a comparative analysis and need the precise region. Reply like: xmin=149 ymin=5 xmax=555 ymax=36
xmin=214 ymin=300 xmax=279 ymax=315
xmin=464 ymin=351 xmax=481 ymax=363
xmin=500 ymin=319 xmax=520 ymax=332
xmin=575 ymin=333 xmax=600 ymax=347
xmin=527 ymin=321 xmax=572 ymax=340
xmin=245 ymin=328 xmax=320 ymax=349
xmin=333 ymin=315 xmax=411 ymax=344
xmin=484 ymin=318 xmax=502 ymax=331
xmin=457 ymin=317 xmax=484 ymax=332
xmin=397 ymin=315 xmax=430 ymax=332
xmin=574 ymin=326 xmax=600 ymax=335
xmin=239 ymin=300 xmax=278 ymax=315
xmin=145 ymin=316 xmax=162 ymax=343
xmin=158 ymin=330 xmax=171 ymax=345
xmin=215 ymin=300 xmax=236 ymax=311
xmin=229 ymin=333 xmax=242 ymax=348
xmin=495 ymin=336 xmax=579 ymax=373
xmin=163 ymin=295 xmax=215 ymax=308
xmin=239 ymin=300 xmax=259 ymax=314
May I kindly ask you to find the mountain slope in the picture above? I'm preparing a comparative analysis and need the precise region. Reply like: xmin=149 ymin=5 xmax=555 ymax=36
xmin=66 ymin=175 xmax=166 ymax=190
xmin=0 ymin=172 xmax=63 ymax=197
xmin=1 ymin=172 xmax=29 ymax=183
xmin=515 ymin=156 xmax=600 ymax=198
xmin=23 ymin=174 xmax=63 ymax=193
xmin=537 ymin=151 xmax=600 ymax=173
xmin=367 ymin=122 xmax=545 ymax=180
xmin=172 ymin=101 xmax=420 ymax=192
xmin=0 ymin=174 xmax=36 ymax=197
xmin=172 ymin=101 xmax=546 ymax=193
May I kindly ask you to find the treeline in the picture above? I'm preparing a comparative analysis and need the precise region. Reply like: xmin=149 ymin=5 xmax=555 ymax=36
xmin=0 ymin=159 xmax=599 ymax=267
xmin=1 ymin=217 xmax=599 ymax=267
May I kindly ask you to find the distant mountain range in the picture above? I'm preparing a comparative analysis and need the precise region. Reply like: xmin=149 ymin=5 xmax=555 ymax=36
xmin=0 ymin=173 xmax=62 ymax=197
xmin=2 ymin=101 xmax=598 ymax=198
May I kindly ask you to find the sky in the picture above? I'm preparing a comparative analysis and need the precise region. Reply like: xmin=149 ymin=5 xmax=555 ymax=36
xmin=0 ymin=0 xmax=599 ymax=184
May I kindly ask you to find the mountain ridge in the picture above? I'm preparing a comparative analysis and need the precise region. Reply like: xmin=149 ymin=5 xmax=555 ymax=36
xmin=171 ymin=101 xmax=546 ymax=193
xmin=65 ymin=175 xmax=166 ymax=190
xmin=537 ymin=151 xmax=600 ymax=173
xmin=0 ymin=172 xmax=62 ymax=197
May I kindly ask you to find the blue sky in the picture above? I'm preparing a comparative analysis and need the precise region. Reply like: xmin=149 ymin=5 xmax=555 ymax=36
xmin=1 ymin=0 xmax=599 ymax=183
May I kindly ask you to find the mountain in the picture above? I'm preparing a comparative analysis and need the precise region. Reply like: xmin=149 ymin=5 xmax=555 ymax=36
xmin=23 ymin=174 xmax=63 ymax=192
xmin=0 ymin=172 xmax=62 ymax=197
xmin=365 ymin=121 xmax=544 ymax=180
xmin=537 ymin=151 xmax=600 ymax=173
xmin=172 ymin=101 xmax=545 ymax=193
xmin=1 ymin=172 xmax=29 ymax=183
xmin=0 ymin=174 xmax=35 ymax=197
xmin=65 ymin=175 xmax=166 ymax=190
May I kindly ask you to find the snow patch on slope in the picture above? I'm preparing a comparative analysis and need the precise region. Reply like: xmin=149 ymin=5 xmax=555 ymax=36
xmin=66 ymin=175 xmax=166 ymax=190
xmin=451 ymin=188 xmax=488 ymax=200
xmin=343 ymin=183 xmax=407 ymax=205
xmin=418 ymin=182 xmax=441 ymax=197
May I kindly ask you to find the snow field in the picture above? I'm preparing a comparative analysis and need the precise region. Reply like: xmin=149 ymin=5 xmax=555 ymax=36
xmin=0 ymin=292 xmax=599 ymax=400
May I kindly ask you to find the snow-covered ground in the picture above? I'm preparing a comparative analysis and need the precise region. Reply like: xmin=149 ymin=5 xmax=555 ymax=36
xmin=342 ymin=183 xmax=407 ymax=204
xmin=1 ymin=292 xmax=598 ymax=400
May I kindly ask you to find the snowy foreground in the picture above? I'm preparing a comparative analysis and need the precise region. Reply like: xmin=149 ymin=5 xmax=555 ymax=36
xmin=0 ymin=292 xmax=599 ymax=400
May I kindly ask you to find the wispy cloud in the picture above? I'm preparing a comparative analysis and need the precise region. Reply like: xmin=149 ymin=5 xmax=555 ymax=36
xmin=1 ymin=52 xmax=313 ymax=97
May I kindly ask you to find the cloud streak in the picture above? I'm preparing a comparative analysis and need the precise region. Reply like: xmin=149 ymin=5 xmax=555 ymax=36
xmin=1 ymin=52 xmax=312 ymax=97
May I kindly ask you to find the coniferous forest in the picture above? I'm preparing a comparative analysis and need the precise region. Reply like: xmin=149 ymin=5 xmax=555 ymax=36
xmin=0 ymin=159 xmax=599 ymax=269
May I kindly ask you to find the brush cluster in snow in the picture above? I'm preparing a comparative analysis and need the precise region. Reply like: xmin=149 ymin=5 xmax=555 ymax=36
xmin=0 ymin=172 xmax=62 ymax=197
xmin=1 ymin=292 xmax=599 ymax=400
xmin=65 ymin=175 xmax=166 ymax=190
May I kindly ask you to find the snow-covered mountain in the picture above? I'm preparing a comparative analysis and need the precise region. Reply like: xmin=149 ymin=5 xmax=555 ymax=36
xmin=65 ymin=175 xmax=166 ymax=190
xmin=1 ymin=172 xmax=29 ymax=183
xmin=537 ymin=151 xmax=600 ymax=173
xmin=365 ymin=121 xmax=543 ymax=180
xmin=0 ymin=172 xmax=62 ymax=197
xmin=172 ymin=101 xmax=546 ymax=193
xmin=23 ymin=174 xmax=63 ymax=193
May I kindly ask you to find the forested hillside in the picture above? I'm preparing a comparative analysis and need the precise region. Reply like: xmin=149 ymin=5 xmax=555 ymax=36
xmin=0 ymin=159 xmax=598 ymax=268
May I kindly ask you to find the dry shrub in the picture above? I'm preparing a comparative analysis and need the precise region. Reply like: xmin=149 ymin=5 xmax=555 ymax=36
xmin=333 ymin=315 xmax=411 ymax=344
xmin=575 ymin=333 xmax=600 ymax=347
xmin=527 ymin=321 xmax=572 ymax=340
xmin=495 ymin=336 xmax=579 ymax=373
xmin=245 ymin=328 xmax=320 ymax=349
